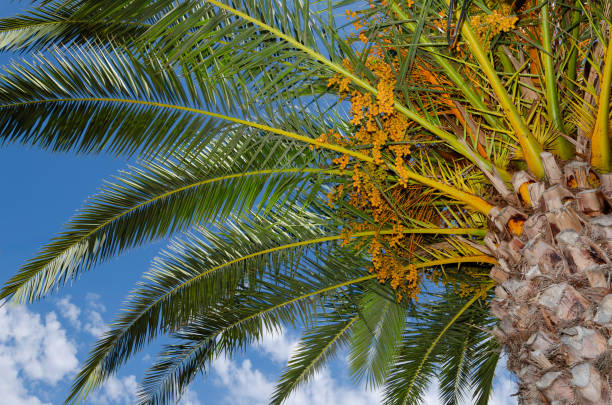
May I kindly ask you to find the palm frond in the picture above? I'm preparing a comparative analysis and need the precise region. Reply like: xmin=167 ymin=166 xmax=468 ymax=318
xmin=0 ymin=43 xmax=233 ymax=155
xmin=271 ymin=307 xmax=359 ymax=405
xmin=0 ymin=134 xmax=332 ymax=303
xmin=137 ymin=287 xmax=315 ymax=405
xmin=471 ymin=338 xmax=501 ymax=405
xmin=347 ymin=292 xmax=405 ymax=388
xmin=68 ymin=208 xmax=373 ymax=404
xmin=438 ymin=292 xmax=497 ymax=405
xmin=0 ymin=39 xmax=379 ymax=167
xmin=136 ymin=242 xmax=382 ymax=405
xmin=0 ymin=0 xmax=149 ymax=52
xmin=138 ymin=272 xmax=367 ymax=405
xmin=383 ymin=286 xmax=492 ymax=405
xmin=7 ymin=0 xmax=352 ymax=113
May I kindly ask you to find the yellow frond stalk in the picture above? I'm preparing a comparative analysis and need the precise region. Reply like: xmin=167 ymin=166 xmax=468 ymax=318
xmin=449 ymin=0 xmax=545 ymax=178
xmin=590 ymin=30 xmax=612 ymax=172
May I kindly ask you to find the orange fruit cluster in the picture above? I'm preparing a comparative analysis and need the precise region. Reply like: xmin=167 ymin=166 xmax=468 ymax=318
xmin=470 ymin=9 xmax=518 ymax=52
xmin=322 ymin=3 xmax=512 ymax=300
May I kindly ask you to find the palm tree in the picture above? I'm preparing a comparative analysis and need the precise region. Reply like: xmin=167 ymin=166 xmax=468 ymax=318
xmin=0 ymin=0 xmax=610 ymax=404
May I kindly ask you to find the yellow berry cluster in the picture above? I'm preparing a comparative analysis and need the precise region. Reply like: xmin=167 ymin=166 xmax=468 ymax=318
xmin=324 ymin=6 xmax=436 ymax=300
xmin=321 ymin=3 xmax=498 ymax=301
xmin=470 ymin=9 xmax=518 ymax=52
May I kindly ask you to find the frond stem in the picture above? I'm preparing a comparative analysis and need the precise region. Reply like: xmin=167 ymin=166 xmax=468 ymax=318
xmin=0 ymin=97 xmax=494 ymax=213
xmin=0 ymin=97 xmax=373 ymax=162
xmin=452 ymin=1 xmax=545 ymax=178
xmin=590 ymin=29 xmax=612 ymax=172
xmin=158 ymin=230 xmax=490 ymax=304
xmin=78 ymin=168 xmax=343 ymax=243
xmin=567 ymin=0 xmax=581 ymax=92
xmin=204 ymin=0 xmax=501 ymax=176
xmin=400 ymin=282 xmax=494 ymax=404
xmin=230 ymin=256 xmax=496 ymax=329
xmin=541 ymin=2 xmax=573 ymax=159
xmin=404 ymin=255 xmax=496 ymax=270
xmin=273 ymin=315 xmax=359 ymax=404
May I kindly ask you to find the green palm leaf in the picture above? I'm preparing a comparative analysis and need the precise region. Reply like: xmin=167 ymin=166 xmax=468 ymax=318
xmin=0 ymin=1 xmax=149 ymax=52
xmin=67 ymin=208 xmax=358 ymax=404
xmin=383 ymin=286 xmax=492 ymax=405
xmin=348 ymin=292 xmax=405 ymax=388
xmin=0 ymin=44 xmax=228 ymax=155
xmin=139 ymin=281 xmax=360 ymax=405
xmin=0 ymin=131 xmax=334 ymax=303
xmin=5 ymin=0 xmax=352 ymax=113
xmin=438 ymin=292 xmax=497 ymax=405
xmin=471 ymin=340 xmax=501 ymax=405
xmin=271 ymin=307 xmax=360 ymax=404
xmin=0 ymin=39 xmax=370 ymax=165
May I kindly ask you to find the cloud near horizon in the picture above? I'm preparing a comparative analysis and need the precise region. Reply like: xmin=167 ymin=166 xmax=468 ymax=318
xmin=0 ymin=302 xmax=79 ymax=405
xmin=1 ymin=297 xmax=517 ymax=405
xmin=213 ymin=328 xmax=517 ymax=405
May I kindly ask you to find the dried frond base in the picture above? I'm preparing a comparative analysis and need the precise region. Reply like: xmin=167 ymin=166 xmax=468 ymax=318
xmin=489 ymin=157 xmax=612 ymax=404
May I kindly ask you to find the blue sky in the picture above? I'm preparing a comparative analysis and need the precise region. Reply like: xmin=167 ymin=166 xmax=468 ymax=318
xmin=0 ymin=1 xmax=518 ymax=404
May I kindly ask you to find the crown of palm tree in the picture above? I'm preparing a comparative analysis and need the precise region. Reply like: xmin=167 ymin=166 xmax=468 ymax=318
xmin=1 ymin=0 xmax=610 ymax=404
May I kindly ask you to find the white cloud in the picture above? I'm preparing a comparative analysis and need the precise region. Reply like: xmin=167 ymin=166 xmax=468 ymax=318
xmin=84 ymin=309 xmax=109 ymax=337
xmin=420 ymin=373 xmax=518 ymax=405
xmin=0 ymin=305 xmax=79 ymax=385
xmin=0 ymin=359 xmax=49 ymax=405
xmin=89 ymin=372 xmax=202 ymax=405
xmin=91 ymin=375 xmax=139 ymax=405
xmin=256 ymin=328 xmax=299 ymax=364
xmin=489 ymin=375 xmax=518 ymax=405
xmin=56 ymin=295 xmax=82 ymax=329
xmin=86 ymin=293 xmax=107 ymax=313
xmin=80 ymin=292 xmax=109 ymax=338
xmin=213 ymin=356 xmax=275 ymax=403
xmin=179 ymin=388 xmax=202 ymax=405
xmin=211 ymin=328 xmax=518 ymax=405
xmin=249 ymin=329 xmax=381 ymax=405
xmin=56 ymin=293 xmax=110 ymax=338
xmin=211 ymin=355 xmax=381 ymax=405
xmin=0 ymin=302 xmax=79 ymax=404
xmin=490 ymin=356 xmax=518 ymax=405
xmin=284 ymin=367 xmax=382 ymax=405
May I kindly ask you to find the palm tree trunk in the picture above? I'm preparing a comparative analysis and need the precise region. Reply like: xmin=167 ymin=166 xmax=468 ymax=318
xmin=488 ymin=154 xmax=612 ymax=404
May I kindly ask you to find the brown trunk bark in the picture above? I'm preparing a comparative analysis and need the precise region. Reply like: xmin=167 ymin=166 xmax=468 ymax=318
xmin=488 ymin=156 xmax=612 ymax=404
